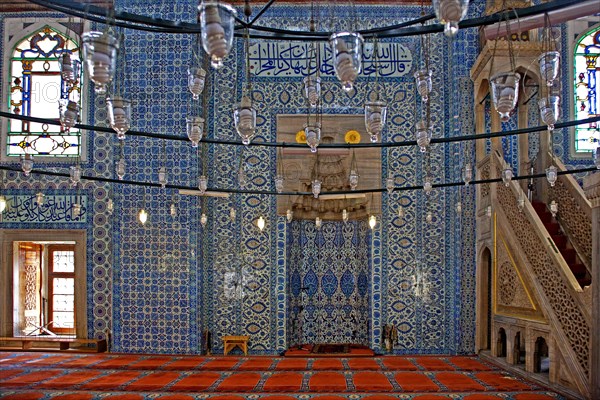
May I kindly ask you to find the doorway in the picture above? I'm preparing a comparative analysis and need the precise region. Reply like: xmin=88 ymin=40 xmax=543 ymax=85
xmin=1 ymin=230 xmax=87 ymax=338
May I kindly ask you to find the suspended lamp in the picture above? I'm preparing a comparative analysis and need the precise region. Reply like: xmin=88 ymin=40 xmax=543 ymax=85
xmin=107 ymin=197 xmax=114 ymax=215
xmin=329 ymin=32 xmax=364 ymax=92
xmin=455 ymin=201 xmax=462 ymax=214
xmin=59 ymin=52 xmax=81 ymax=87
xmin=234 ymin=96 xmax=257 ymax=145
xmin=368 ymin=214 xmax=377 ymax=229
xmin=426 ymin=210 xmax=433 ymax=224
xmin=82 ymin=31 xmax=119 ymax=94
xmin=538 ymin=51 xmax=560 ymax=87
xmin=312 ymin=154 xmax=322 ymax=198
xmin=550 ymin=200 xmax=558 ymax=218
xmin=158 ymin=166 xmax=167 ymax=188
xmin=257 ymin=216 xmax=266 ymax=231
xmin=138 ymin=207 xmax=147 ymax=224
xmin=365 ymin=101 xmax=387 ymax=143
xmin=414 ymin=69 xmax=433 ymax=103
xmin=286 ymin=209 xmax=293 ymax=223
xmin=539 ymin=95 xmax=560 ymax=131
xmin=490 ymin=72 xmax=520 ymax=122
xmin=106 ymin=97 xmax=132 ymax=139
xmin=304 ymin=76 xmax=321 ymax=108
xmin=186 ymin=116 xmax=205 ymax=147
xmin=518 ymin=192 xmax=525 ymax=212
xmin=423 ymin=176 xmax=433 ymax=195
xmin=199 ymin=2 xmax=236 ymax=69
xmin=501 ymin=167 xmax=513 ymax=186
xmin=59 ymin=100 xmax=79 ymax=132
xmin=36 ymin=192 xmax=44 ymax=206
xmin=198 ymin=175 xmax=208 ymax=195
xmin=116 ymin=159 xmax=126 ymax=180
xmin=546 ymin=165 xmax=558 ymax=187
xmin=170 ymin=202 xmax=177 ymax=217
xmin=188 ymin=66 xmax=207 ymax=100
xmin=201 ymin=212 xmax=208 ymax=226
xmin=73 ymin=202 xmax=82 ymax=218
xmin=70 ymin=164 xmax=82 ymax=187
xmin=21 ymin=154 xmax=33 ymax=177
xmin=415 ymin=120 xmax=432 ymax=152
xmin=386 ymin=174 xmax=395 ymax=193
xmin=397 ymin=205 xmax=405 ymax=219
xmin=304 ymin=122 xmax=322 ymax=153
xmin=432 ymin=0 xmax=470 ymax=37
xmin=462 ymin=162 xmax=473 ymax=185
xmin=275 ymin=148 xmax=284 ymax=194
xmin=315 ymin=217 xmax=322 ymax=230
xmin=342 ymin=209 xmax=349 ymax=223
xmin=349 ymin=149 xmax=359 ymax=190
xmin=229 ymin=206 xmax=236 ymax=222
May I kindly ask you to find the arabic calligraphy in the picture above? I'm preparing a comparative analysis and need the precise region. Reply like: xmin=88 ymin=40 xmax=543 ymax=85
xmin=1 ymin=195 xmax=88 ymax=223
xmin=250 ymin=42 xmax=413 ymax=78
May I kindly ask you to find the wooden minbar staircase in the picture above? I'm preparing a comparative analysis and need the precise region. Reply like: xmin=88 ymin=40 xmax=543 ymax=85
xmin=531 ymin=201 xmax=591 ymax=288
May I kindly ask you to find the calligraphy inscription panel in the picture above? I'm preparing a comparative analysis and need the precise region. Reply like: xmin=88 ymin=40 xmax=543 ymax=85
xmin=1 ymin=194 xmax=88 ymax=223
xmin=250 ymin=42 xmax=413 ymax=77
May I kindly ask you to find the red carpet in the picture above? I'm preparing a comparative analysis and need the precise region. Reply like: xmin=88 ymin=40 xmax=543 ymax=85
xmin=0 ymin=352 xmax=566 ymax=399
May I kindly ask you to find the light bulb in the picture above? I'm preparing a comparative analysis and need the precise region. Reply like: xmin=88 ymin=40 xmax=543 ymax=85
xmin=490 ymin=72 xmax=521 ymax=122
xmin=423 ymin=177 xmax=433 ymax=195
xmin=82 ymin=31 xmax=119 ymax=94
xmin=234 ymin=97 xmax=257 ymax=145
xmin=36 ymin=192 xmax=44 ymax=206
xmin=414 ymin=69 xmax=432 ymax=102
xmin=432 ymin=0 xmax=469 ymax=37
xmin=315 ymin=217 xmax=322 ymax=229
xmin=0 ymin=196 xmax=6 ymax=213
xmin=201 ymin=213 xmax=208 ymax=226
xmin=329 ymin=32 xmax=363 ymax=92
xmin=286 ymin=209 xmax=293 ymax=222
xmin=170 ymin=202 xmax=177 ymax=217
xmin=539 ymin=95 xmax=560 ymax=131
xmin=426 ymin=211 xmax=433 ymax=224
xmin=501 ymin=167 xmax=513 ymax=187
xmin=199 ymin=3 xmax=236 ymax=69
xmin=342 ymin=209 xmax=348 ymax=223
xmin=106 ymin=97 xmax=131 ymax=139
xmin=304 ymin=123 xmax=321 ymax=153
xmin=538 ymin=51 xmax=560 ymax=87
xmin=368 ymin=215 xmax=377 ymax=229
xmin=415 ymin=120 xmax=432 ymax=152
xmin=188 ymin=67 xmax=207 ymax=100
xmin=72 ymin=203 xmax=82 ymax=218
xmin=257 ymin=216 xmax=266 ymax=231
xmin=139 ymin=208 xmax=148 ymax=224
xmin=303 ymin=76 xmax=321 ymax=107
xmin=186 ymin=116 xmax=205 ymax=147
xmin=59 ymin=100 xmax=79 ymax=132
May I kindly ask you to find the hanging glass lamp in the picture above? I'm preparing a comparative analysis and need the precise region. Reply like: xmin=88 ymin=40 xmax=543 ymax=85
xmin=426 ymin=210 xmax=433 ymax=224
xmin=257 ymin=216 xmax=266 ymax=231
xmin=274 ymin=174 xmax=284 ymax=194
xmin=365 ymin=101 xmax=387 ymax=143
xmin=234 ymin=96 xmax=257 ymax=145
xmin=432 ymin=0 xmax=469 ymax=37
xmin=107 ymin=198 xmax=114 ymax=214
xmin=229 ymin=206 xmax=236 ymax=222
xmin=538 ymin=51 xmax=560 ymax=87
xmin=550 ymin=200 xmax=558 ymax=218
xmin=423 ymin=176 xmax=433 ymax=195
xmin=414 ymin=69 xmax=432 ymax=102
xmin=462 ymin=162 xmax=473 ymax=185
xmin=415 ymin=120 xmax=432 ymax=152
xmin=368 ymin=215 xmax=377 ymax=229
xmin=304 ymin=122 xmax=321 ymax=153
xmin=158 ymin=167 xmax=167 ymax=188
xmin=539 ymin=95 xmax=560 ymax=131
xmin=386 ymin=174 xmax=394 ymax=193
xmin=198 ymin=175 xmax=208 ymax=195
xmin=455 ymin=201 xmax=462 ymax=214
xmin=82 ymin=31 xmax=119 ymax=94
xmin=0 ymin=196 xmax=8 ymax=213
xmin=501 ymin=167 xmax=513 ymax=186
xmin=490 ymin=72 xmax=521 ymax=122
xmin=188 ymin=66 xmax=207 ymax=100
xmin=186 ymin=116 xmax=205 ymax=147
xmin=315 ymin=216 xmax=322 ymax=230
xmin=73 ymin=203 xmax=82 ymax=218
xmin=329 ymin=32 xmax=364 ymax=92
xmin=21 ymin=154 xmax=33 ymax=176
xmin=59 ymin=100 xmax=79 ymax=132
xmin=199 ymin=2 xmax=237 ymax=69
xmin=70 ymin=165 xmax=82 ymax=186
xmin=116 ymin=159 xmax=126 ymax=180
xmin=36 ymin=192 xmax=44 ymax=206
xmin=312 ymin=178 xmax=322 ymax=198
xmin=106 ymin=97 xmax=132 ymax=139
xmin=59 ymin=52 xmax=81 ymax=86
xmin=286 ymin=209 xmax=293 ymax=222
xmin=546 ymin=165 xmax=558 ymax=186
xmin=342 ymin=209 xmax=349 ymax=223
xmin=303 ymin=76 xmax=321 ymax=107
xmin=397 ymin=205 xmax=405 ymax=219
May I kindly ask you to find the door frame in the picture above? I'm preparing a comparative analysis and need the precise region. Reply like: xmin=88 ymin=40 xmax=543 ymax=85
xmin=0 ymin=229 xmax=87 ymax=338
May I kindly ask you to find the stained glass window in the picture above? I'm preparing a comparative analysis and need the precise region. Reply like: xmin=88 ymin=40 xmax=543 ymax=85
xmin=574 ymin=26 xmax=600 ymax=153
xmin=7 ymin=25 xmax=82 ymax=157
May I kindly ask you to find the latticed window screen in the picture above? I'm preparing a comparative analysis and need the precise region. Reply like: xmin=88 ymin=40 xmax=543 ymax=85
xmin=48 ymin=245 xmax=76 ymax=334
xmin=574 ymin=26 xmax=600 ymax=152
xmin=7 ymin=25 xmax=82 ymax=157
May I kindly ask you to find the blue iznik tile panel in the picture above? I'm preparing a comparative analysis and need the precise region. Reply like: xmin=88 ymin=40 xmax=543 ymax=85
xmin=287 ymin=220 xmax=371 ymax=346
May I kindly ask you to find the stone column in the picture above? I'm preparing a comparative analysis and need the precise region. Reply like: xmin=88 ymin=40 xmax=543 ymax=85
xmin=583 ymin=172 xmax=600 ymax=399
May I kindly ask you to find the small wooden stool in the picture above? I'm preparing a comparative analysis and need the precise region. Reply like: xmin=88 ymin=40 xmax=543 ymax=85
xmin=222 ymin=335 xmax=250 ymax=356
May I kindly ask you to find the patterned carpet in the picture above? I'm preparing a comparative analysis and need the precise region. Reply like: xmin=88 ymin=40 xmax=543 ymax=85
xmin=0 ymin=352 xmax=565 ymax=399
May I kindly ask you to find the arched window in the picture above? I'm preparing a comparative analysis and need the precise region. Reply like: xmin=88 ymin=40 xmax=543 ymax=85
xmin=574 ymin=25 xmax=600 ymax=153
xmin=5 ymin=23 xmax=83 ymax=158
